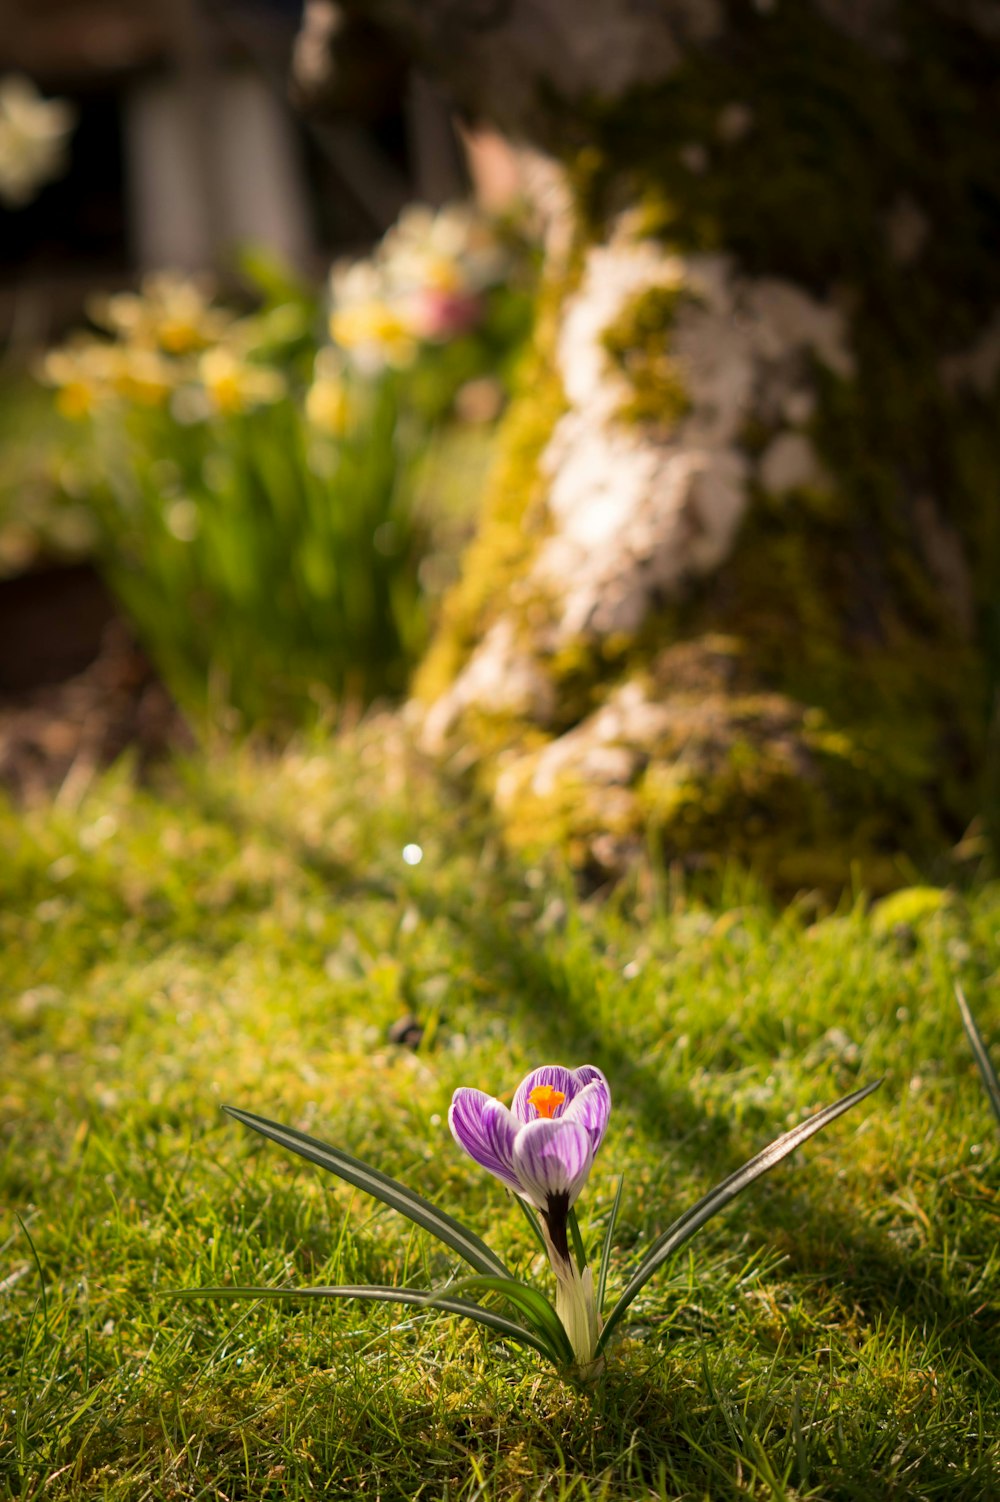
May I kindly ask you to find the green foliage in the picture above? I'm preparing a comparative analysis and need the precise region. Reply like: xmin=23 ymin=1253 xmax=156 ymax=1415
xmin=86 ymin=376 xmax=428 ymax=726
xmin=0 ymin=373 xmax=96 ymax=575
xmin=30 ymin=235 xmax=533 ymax=733
xmin=1 ymin=741 xmax=999 ymax=1497
xmin=222 ymin=1105 xmax=511 ymax=1279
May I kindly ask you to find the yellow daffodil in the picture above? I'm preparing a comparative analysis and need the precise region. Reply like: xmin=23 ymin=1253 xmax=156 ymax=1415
xmin=328 ymin=300 xmax=418 ymax=374
xmin=305 ymin=349 xmax=350 ymax=435
xmin=327 ymin=258 xmax=418 ymax=374
xmin=41 ymin=338 xmax=179 ymax=415
xmin=92 ymin=272 xmax=233 ymax=355
xmin=108 ymin=347 xmax=175 ymax=407
xmin=39 ymin=342 xmax=116 ymax=419
xmin=198 ymin=347 xmax=286 ymax=416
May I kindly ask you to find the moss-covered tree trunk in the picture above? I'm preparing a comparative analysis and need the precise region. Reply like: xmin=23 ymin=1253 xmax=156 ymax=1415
xmin=306 ymin=0 xmax=1000 ymax=891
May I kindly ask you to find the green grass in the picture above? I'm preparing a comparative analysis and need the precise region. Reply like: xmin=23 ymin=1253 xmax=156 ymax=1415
xmin=0 ymin=373 xmax=97 ymax=576
xmin=1 ymin=735 xmax=998 ymax=1500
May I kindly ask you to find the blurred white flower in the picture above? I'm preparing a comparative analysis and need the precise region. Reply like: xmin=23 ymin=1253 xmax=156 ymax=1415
xmin=0 ymin=74 xmax=75 ymax=208
xmin=381 ymin=202 xmax=508 ymax=343
xmin=327 ymin=202 xmax=509 ymax=370
xmin=381 ymin=203 xmax=507 ymax=300
xmin=330 ymin=259 xmax=385 ymax=310
xmin=328 ymin=259 xmax=419 ymax=375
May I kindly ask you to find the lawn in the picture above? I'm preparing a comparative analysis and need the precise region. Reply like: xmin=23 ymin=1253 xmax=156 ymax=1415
xmin=1 ymin=731 xmax=998 ymax=1500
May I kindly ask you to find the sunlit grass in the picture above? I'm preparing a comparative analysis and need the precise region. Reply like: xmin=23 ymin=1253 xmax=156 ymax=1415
xmin=1 ymin=734 xmax=998 ymax=1499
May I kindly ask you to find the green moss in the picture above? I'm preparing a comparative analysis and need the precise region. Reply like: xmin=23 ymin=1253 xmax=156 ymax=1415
xmin=653 ymin=484 xmax=987 ymax=873
xmin=413 ymin=345 xmax=566 ymax=705
xmin=871 ymin=885 xmax=953 ymax=933
xmin=490 ymin=655 xmax=926 ymax=896
xmin=600 ymin=284 xmax=694 ymax=430
xmin=573 ymin=8 xmax=998 ymax=316
xmin=418 ymin=3 xmax=1000 ymax=890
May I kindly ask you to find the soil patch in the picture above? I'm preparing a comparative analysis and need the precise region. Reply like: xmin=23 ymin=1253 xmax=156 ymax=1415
xmin=0 ymin=563 xmax=187 ymax=801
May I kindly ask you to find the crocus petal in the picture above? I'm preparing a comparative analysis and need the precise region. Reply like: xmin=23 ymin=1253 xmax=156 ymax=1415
xmin=448 ymin=1090 xmax=521 ymax=1195
xmin=561 ymin=1075 xmax=611 ymax=1153
xmin=511 ymin=1118 xmax=595 ymax=1211
xmin=511 ymin=1065 xmax=578 ymax=1123
xmin=567 ymin=1064 xmax=607 ymax=1094
xmin=512 ymin=1063 xmax=609 ymax=1125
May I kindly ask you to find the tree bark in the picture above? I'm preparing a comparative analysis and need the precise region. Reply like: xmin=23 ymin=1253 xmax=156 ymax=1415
xmin=303 ymin=1 xmax=1000 ymax=891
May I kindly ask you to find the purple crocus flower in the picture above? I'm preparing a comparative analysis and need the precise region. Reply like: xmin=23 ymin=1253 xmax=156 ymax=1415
xmin=449 ymin=1064 xmax=611 ymax=1367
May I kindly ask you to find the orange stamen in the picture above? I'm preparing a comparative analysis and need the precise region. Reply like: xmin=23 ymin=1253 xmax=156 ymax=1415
xmin=528 ymin=1084 xmax=566 ymax=1119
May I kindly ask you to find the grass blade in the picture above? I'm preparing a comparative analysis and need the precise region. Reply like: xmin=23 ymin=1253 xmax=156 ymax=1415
xmin=172 ymin=1283 xmax=556 ymax=1361
xmin=597 ymin=1174 xmax=625 ymax=1315
xmin=596 ymin=1078 xmax=881 ymax=1356
xmin=224 ymin=1105 xmax=510 ymax=1279
xmin=440 ymin=1275 xmax=574 ymax=1366
xmin=15 ymin=1213 xmax=47 ymax=1328
xmin=956 ymin=984 xmax=1000 ymax=1129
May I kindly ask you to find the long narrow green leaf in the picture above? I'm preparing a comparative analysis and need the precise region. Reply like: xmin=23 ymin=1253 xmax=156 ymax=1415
xmin=440 ymin=1275 xmax=574 ymax=1366
xmin=172 ymin=1283 xmax=555 ymax=1361
xmin=596 ymin=1078 xmax=882 ymax=1356
xmin=597 ymin=1174 xmax=625 ymax=1315
xmin=512 ymin=1194 xmax=548 ymax=1258
xmin=224 ymin=1106 xmax=510 ymax=1279
xmin=568 ymin=1209 xmax=587 ymax=1274
xmin=956 ymin=984 xmax=1000 ymax=1129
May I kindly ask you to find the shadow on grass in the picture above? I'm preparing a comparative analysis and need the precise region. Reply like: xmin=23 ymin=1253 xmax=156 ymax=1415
xmin=178 ymin=773 xmax=1000 ymax=1404
xmin=439 ymin=888 xmax=1000 ymax=1373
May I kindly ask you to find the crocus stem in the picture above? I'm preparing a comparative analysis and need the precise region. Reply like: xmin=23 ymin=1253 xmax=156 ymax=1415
xmin=540 ymin=1219 xmax=601 ymax=1370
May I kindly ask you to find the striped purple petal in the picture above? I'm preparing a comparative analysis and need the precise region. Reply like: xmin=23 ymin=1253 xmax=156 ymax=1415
xmin=510 ymin=1118 xmax=595 ymax=1210
xmin=568 ymin=1065 xmax=607 ymax=1095
xmin=561 ymin=1075 xmax=611 ymax=1152
xmin=512 ymin=1063 xmax=607 ymax=1124
xmin=448 ymin=1089 xmax=521 ymax=1195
